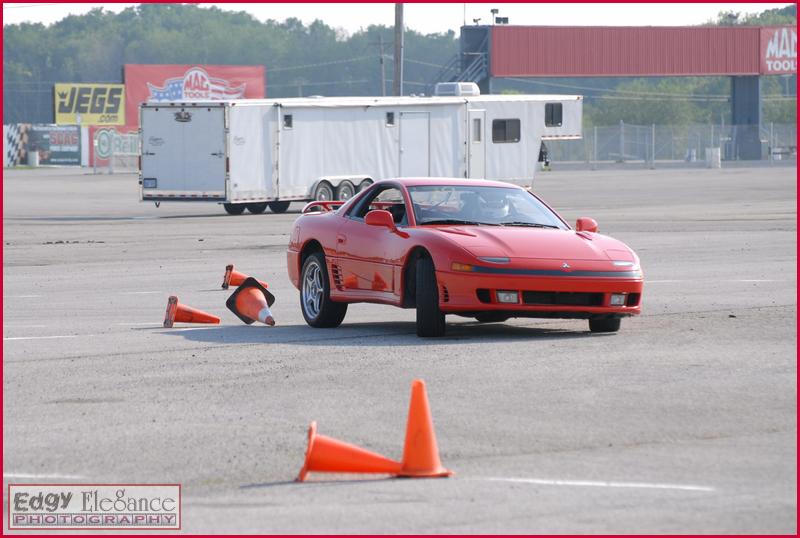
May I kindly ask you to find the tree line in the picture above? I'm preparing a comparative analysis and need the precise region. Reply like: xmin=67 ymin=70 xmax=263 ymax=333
xmin=3 ymin=4 xmax=795 ymax=125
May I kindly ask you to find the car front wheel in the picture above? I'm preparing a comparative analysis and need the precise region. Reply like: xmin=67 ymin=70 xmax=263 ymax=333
xmin=300 ymin=252 xmax=347 ymax=328
xmin=589 ymin=317 xmax=621 ymax=333
xmin=415 ymin=256 xmax=445 ymax=337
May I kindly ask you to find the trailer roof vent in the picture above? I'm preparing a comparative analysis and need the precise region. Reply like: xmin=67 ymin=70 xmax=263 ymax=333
xmin=434 ymin=82 xmax=480 ymax=97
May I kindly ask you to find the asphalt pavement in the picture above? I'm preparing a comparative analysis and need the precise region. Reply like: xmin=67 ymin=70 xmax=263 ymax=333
xmin=3 ymin=165 xmax=796 ymax=533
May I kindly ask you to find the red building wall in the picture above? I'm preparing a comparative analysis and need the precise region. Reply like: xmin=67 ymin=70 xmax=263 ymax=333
xmin=490 ymin=26 xmax=770 ymax=77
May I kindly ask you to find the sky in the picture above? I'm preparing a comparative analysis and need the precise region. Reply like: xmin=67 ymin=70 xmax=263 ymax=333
xmin=2 ymin=3 xmax=793 ymax=35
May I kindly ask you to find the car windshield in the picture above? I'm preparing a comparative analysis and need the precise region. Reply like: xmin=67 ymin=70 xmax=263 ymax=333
xmin=408 ymin=185 xmax=567 ymax=229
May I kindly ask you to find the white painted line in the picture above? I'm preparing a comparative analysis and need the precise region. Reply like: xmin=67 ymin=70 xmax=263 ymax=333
xmin=120 ymin=291 xmax=162 ymax=295
xmin=730 ymin=279 xmax=782 ymax=283
xmin=478 ymin=477 xmax=715 ymax=492
xmin=4 ymin=472 xmax=85 ymax=479
xmin=4 ymin=294 xmax=43 ymax=298
xmin=4 ymin=324 xmax=47 ymax=328
xmin=3 ymin=334 xmax=96 ymax=341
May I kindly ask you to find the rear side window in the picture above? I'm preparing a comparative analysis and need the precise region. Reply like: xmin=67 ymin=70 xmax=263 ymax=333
xmin=492 ymin=119 xmax=520 ymax=143
xmin=545 ymin=103 xmax=562 ymax=127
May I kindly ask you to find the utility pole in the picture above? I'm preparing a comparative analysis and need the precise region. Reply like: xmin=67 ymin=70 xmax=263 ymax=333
xmin=370 ymin=35 xmax=390 ymax=96
xmin=393 ymin=3 xmax=404 ymax=96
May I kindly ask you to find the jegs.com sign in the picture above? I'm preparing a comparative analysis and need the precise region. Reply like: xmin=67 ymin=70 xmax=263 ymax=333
xmin=761 ymin=27 xmax=797 ymax=75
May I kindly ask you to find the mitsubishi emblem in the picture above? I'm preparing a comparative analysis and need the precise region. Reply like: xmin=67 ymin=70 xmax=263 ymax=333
xmin=561 ymin=262 xmax=571 ymax=269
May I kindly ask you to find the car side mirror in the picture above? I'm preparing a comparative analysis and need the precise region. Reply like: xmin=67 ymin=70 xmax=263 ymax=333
xmin=576 ymin=217 xmax=598 ymax=233
xmin=365 ymin=209 xmax=396 ymax=230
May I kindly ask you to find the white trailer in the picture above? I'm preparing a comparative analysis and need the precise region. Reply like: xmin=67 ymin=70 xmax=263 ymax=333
xmin=139 ymin=93 xmax=581 ymax=214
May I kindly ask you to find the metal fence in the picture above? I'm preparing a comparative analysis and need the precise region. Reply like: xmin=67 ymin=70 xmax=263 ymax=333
xmin=546 ymin=122 xmax=797 ymax=166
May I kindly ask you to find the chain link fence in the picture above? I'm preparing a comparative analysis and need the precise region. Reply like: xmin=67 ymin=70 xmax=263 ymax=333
xmin=546 ymin=122 xmax=797 ymax=167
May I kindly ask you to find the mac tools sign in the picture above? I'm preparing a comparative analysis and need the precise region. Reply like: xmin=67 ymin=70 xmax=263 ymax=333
xmin=123 ymin=64 xmax=265 ymax=126
xmin=760 ymin=27 xmax=797 ymax=74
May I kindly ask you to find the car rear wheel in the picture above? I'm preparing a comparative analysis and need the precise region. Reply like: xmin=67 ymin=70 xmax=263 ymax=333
xmin=223 ymin=203 xmax=246 ymax=215
xmin=335 ymin=180 xmax=355 ymax=201
xmin=268 ymin=200 xmax=291 ymax=213
xmin=474 ymin=313 xmax=510 ymax=323
xmin=246 ymin=202 xmax=268 ymax=214
xmin=300 ymin=252 xmax=347 ymax=328
xmin=415 ymin=256 xmax=445 ymax=337
xmin=589 ymin=317 xmax=621 ymax=333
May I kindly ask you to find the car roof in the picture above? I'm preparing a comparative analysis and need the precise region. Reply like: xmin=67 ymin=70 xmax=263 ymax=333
xmin=381 ymin=178 xmax=524 ymax=189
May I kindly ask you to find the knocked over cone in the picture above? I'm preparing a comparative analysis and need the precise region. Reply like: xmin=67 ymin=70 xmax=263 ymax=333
xmin=222 ymin=264 xmax=269 ymax=290
xmin=163 ymin=296 xmax=220 ymax=328
xmin=226 ymin=277 xmax=276 ymax=326
xmin=296 ymin=421 xmax=402 ymax=482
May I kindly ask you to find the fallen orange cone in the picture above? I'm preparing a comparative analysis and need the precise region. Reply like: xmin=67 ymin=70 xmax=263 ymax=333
xmin=163 ymin=296 xmax=220 ymax=328
xmin=296 ymin=421 xmax=402 ymax=482
xmin=222 ymin=264 xmax=269 ymax=290
xmin=226 ymin=277 xmax=276 ymax=326
xmin=397 ymin=379 xmax=453 ymax=478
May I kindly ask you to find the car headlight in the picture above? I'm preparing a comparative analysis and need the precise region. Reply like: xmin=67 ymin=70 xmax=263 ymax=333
xmin=477 ymin=256 xmax=510 ymax=264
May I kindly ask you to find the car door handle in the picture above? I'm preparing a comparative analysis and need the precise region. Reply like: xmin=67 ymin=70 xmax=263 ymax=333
xmin=211 ymin=151 xmax=224 ymax=157
xmin=336 ymin=234 xmax=346 ymax=244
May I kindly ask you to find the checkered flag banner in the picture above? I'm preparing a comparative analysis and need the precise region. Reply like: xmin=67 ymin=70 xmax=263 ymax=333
xmin=5 ymin=123 xmax=30 ymax=166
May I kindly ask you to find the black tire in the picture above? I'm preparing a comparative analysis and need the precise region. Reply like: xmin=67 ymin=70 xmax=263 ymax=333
xmin=335 ymin=180 xmax=356 ymax=201
xmin=589 ymin=317 xmax=621 ymax=333
xmin=223 ymin=203 xmax=246 ymax=215
xmin=246 ymin=202 xmax=268 ymax=214
xmin=415 ymin=256 xmax=445 ymax=337
xmin=300 ymin=251 xmax=347 ymax=328
xmin=313 ymin=181 xmax=335 ymax=201
xmin=357 ymin=179 xmax=374 ymax=193
xmin=475 ymin=313 xmax=510 ymax=323
xmin=268 ymin=200 xmax=291 ymax=213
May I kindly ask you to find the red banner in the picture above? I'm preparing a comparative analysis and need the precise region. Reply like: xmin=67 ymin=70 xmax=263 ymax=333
xmin=123 ymin=64 xmax=266 ymax=127
xmin=760 ymin=27 xmax=797 ymax=75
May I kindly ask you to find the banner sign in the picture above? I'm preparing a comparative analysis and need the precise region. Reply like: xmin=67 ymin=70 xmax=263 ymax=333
xmin=123 ymin=64 xmax=265 ymax=126
xmin=760 ymin=26 xmax=797 ymax=74
xmin=54 ymin=83 xmax=125 ymax=125
xmin=3 ymin=124 xmax=81 ymax=166
xmin=88 ymin=125 xmax=139 ymax=163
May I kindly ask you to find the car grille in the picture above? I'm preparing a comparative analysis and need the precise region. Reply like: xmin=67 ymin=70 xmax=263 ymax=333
xmin=522 ymin=291 xmax=604 ymax=306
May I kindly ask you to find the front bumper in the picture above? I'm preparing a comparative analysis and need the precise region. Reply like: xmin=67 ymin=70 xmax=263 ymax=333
xmin=436 ymin=270 xmax=643 ymax=318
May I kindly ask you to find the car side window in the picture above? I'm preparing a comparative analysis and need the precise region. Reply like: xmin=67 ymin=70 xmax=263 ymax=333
xmin=348 ymin=186 xmax=408 ymax=226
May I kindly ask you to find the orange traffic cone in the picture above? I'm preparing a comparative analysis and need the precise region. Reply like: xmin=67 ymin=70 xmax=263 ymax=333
xmin=163 ymin=296 xmax=220 ymax=328
xmin=397 ymin=379 xmax=453 ymax=478
xmin=225 ymin=277 xmax=276 ymax=326
xmin=222 ymin=264 xmax=269 ymax=290
xmin=296 ymin=421 xmax=402 ymax=482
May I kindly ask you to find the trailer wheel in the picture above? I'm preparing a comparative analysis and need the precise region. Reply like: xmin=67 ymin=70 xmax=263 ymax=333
xmin=223 ymin=203 xmax=246 ymax=215
xmin=313 ymin=181 xmax=334 ymax=201
xmin=246 ymin=202 xmax=268 ymax=214
xmin=335 ymin=181 xmax=355 ymax=201
xmin=357 ymin=179 xmax=373 ymax=192
xmin=268 ymin=201 xmax=291 ymax=214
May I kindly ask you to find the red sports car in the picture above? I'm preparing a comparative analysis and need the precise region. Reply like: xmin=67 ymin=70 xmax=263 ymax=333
xmin=287 ymin=178 xmax=643 ymax=337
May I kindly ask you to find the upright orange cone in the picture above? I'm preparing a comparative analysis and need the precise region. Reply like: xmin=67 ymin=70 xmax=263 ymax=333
xmin=163 ymin=296 xmax=220 ymax=328
xmin=226 ymin=277 xmax=276 ymax=326
xmin=296 ymin=421 xmax=402 ymax=482
xmin=222 ymin=264 xmax=269 ymax=290
xmin=397 ymin=379 xmax=453 ymax=478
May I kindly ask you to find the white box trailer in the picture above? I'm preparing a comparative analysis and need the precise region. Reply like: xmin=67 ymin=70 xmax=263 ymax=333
xmin=139 ymin=93 xmax=581 ymax=214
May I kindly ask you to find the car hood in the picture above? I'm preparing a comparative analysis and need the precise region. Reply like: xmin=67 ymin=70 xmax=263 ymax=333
xmin=432 ymin=226 xmax=635 ymax=262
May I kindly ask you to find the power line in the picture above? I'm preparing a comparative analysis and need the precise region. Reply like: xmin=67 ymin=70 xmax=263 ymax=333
xmin=506 ymin=77 xmax=731 ymax=99
xmin=3 ymin=3 xmax=62 ymax=9
xmin=268 ymin=56 xmax=372 ymax=73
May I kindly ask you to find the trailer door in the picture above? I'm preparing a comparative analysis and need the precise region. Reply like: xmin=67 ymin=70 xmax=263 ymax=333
xmin=141 ymin=105 xmax=226 ymax=199
xmin=468 ymin=109 xmax=486 ymax=178
xmin=399 ymin=112 xmax=429 ymax=177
